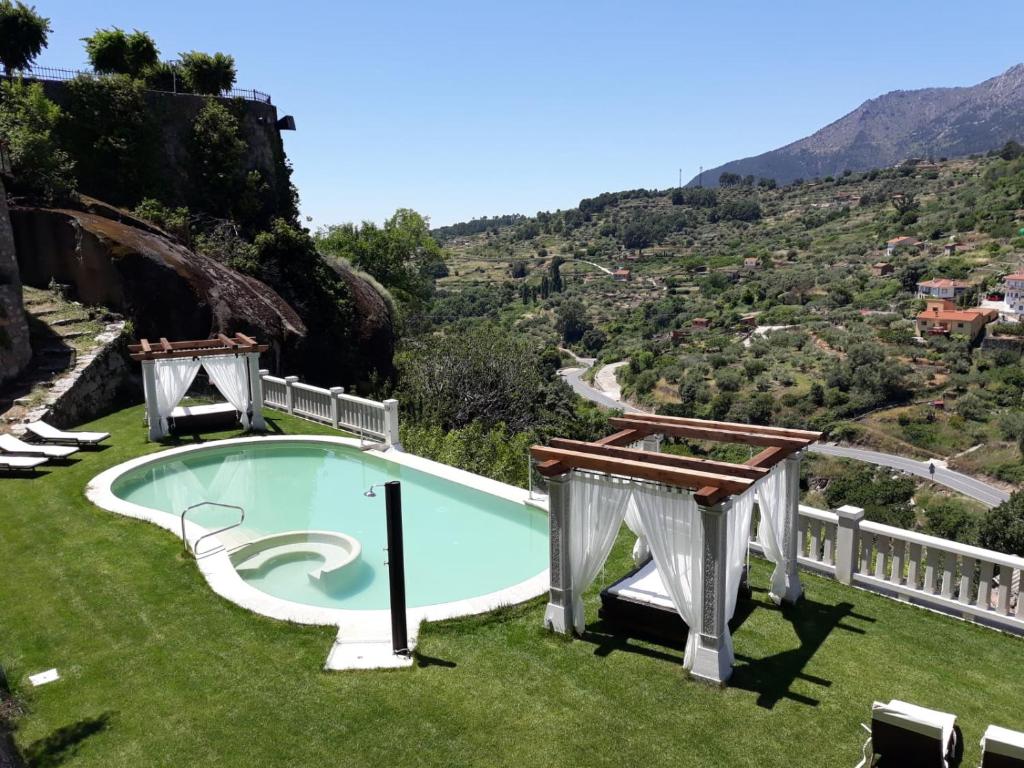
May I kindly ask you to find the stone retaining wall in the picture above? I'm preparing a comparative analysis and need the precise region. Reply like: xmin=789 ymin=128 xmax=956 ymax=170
xmin=17 ymin=322 xmax=133 ymax=431
xmin=0 ymin=176 xmax=31 ymax=386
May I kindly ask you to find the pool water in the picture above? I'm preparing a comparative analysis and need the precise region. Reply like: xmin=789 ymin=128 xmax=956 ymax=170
xmin=112 ymin=442 xmax=548 ymax=611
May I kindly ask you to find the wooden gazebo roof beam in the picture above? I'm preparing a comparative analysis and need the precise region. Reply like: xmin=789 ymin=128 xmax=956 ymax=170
xmin=530 ymin=445 xmax=754 ymax=496
xmin=615 ymin=413 xmax=821 ymax=443
xmin=548 ymin=438 xmax=768 ymax=480
xmin=128 ymin=333 xmax=268 ymax=361
xmin=609 ymin=417 xmax=810 ymax=450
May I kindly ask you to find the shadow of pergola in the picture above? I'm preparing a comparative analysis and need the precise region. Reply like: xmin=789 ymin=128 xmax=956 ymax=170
xmin=730 ymin=597 xmax=875 ymax=709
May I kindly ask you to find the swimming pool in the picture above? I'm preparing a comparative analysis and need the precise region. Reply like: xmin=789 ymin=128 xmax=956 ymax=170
xmin=87 ymin=437 xmax=549 ymax=643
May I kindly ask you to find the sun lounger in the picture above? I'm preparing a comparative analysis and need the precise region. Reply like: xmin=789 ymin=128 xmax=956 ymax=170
xmin=856 ymin=699 xmax=958 ymax=768
xmin=0 ymin=434 xmax=79 ymax=459
xmin=25 ymin=421 xmax=109 ymax=446
xmin=0 ymin=455 xmax=48 ymax=472
xmin=982 ymin=725 xmax=1024 ymax=768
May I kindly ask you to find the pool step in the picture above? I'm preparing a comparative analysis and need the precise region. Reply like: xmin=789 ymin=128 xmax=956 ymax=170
xmin=229 ymin=531 xmax=362 ymax=585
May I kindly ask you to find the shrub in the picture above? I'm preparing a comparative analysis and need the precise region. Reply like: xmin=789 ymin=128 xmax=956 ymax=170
xmin=189 ymin=100 xmax=246 ymax=217
xmin=400 ymin=421 xmax=533 ymax=488
xmin=83 ymin=28 xmax=158 ymax=77
xmin=0 ymin=0 xmax=50 ymax=75
xmin=978 ymin=492 xmax=1024 ymax=556
xmin=178 ymin=51 xmax=236 ymax=95
xmin=0 ymin=78 xmax=74 ymax=200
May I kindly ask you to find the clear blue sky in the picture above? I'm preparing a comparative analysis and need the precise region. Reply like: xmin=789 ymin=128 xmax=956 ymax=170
xmin=37 ymin=1 xmax=1024 ymax=228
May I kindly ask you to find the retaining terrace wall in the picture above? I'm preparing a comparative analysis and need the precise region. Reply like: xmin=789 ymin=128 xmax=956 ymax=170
xmin=17 ymin=322 xmax=132 ymax=431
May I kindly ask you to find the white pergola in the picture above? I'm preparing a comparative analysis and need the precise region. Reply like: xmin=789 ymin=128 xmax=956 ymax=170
xmin=531 ymin=414 xmax=821 ymax=685
xmin=129 ymin=333 xmax=268 ymax=441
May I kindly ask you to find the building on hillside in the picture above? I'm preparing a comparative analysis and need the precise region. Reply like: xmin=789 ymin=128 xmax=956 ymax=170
xmin=871 ymin=262 xmax=894 ymax=277
xmin=743 ymin=257 xmax=761 ymax=270
xmin=886 ymin=236 xmax=921 ymax=256
xmin=915 ymin=299 xmax=997 ymax=341
xmin=1002 ymin=272 xmax=1024 ymax=316
xmin=612 ymin=268 xmax=631 ymax=282
xmin=740 ymin=313 xmax=759 ymax=327
xmin=692 ymin=318 xmax=710 ymax=330
xmin=916 ymin=278 xmax=971 ymax=300
xmin=943 ymin=241 xmax=963 ymax=256
xmin=670 ymin=329 xmax=687 ymax=344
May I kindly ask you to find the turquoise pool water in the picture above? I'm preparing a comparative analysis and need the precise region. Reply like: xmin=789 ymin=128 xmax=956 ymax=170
xmin=112 ymin=442 xmax=548 ymax=611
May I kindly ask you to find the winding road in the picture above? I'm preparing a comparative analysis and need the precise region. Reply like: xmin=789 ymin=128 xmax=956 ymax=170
xmin=559 ymin=361 xmax=1011 ymax=508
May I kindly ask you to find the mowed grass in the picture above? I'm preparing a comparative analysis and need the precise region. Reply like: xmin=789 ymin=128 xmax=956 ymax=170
xmin=2 ymin=404 xmax=1023 ymax=767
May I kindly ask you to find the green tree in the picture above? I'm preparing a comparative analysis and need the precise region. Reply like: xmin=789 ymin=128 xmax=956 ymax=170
xmin=0 ymin=78 xmax=74 ymax=200
xmin=83 ymin=28 xmax=158 ymax=77
xmin=316 ymin=209 xmax=444 ymax=308
xmin=555 ymin=299 xmax=590 ymax=344
xmin=178 ymin=51 xmax=236 ymax=95
xmin=621 ymin=220 xmax=652 ymax=253
xmin=978 ymin=491 xmax=1024 ymax=556
xmin=823 ymin=464 xmax=916 ymax=528
xmin=189 ymin=99 xmax=246 ymax=217
xmin=397 ymin=324 xmax=544 ymax=432
xmin=61 ymin=73 xmax=157 ymax=206
xmin=0 ymin=1 xmax=50 ymax=76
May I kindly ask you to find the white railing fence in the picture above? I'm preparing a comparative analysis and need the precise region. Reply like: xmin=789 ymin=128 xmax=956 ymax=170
xmin=258 ymin=371 xmax=399 ymax=447
xmin=750 ymin=502 xmax=1024 ymax=635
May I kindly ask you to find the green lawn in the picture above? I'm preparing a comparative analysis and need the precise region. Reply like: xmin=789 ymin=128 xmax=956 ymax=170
xmin=2 ymin=404 xmax=1022 ymax=767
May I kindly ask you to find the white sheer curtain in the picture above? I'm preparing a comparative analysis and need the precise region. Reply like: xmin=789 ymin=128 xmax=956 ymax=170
xmin=623 ymin=497 xmax=650 ymax=565
xmin=153 ymin=358 xmax=201 ymax=434
xmin=756 ymin=463 xmax=792 ymax=602
xmin=203 ymin=356 xmax=251 ymax=429
xmin=726 ymin=488 xmax=755 ymax=622
xmin=568 ymin=471 xmax=634 ymax=634
xmin=632 ymin=482 xmax=702 ymax=669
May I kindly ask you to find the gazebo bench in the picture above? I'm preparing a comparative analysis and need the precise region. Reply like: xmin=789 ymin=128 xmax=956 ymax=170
xmin=169 ymin=402 xmax=240 ymax=434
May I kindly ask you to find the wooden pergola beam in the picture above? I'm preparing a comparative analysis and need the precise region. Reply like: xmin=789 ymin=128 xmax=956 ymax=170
xmin=129 ymin=333 xmax=268 ymax=361
xmin=549 ymin=438 xmax=768 ymax=480
xmin=610 ymin=417 xmax=810 ymax=450
xmin=617 ymin=413 xmax=821 ymax=442
xmin=530 ymin=445 xmax=754 ymax=496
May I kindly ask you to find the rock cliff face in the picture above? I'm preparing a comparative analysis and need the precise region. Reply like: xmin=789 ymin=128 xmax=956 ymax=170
xmin=9 ymin=197 xmax=396 ymax=386
xmin=0 ymin=177 xmax=31 ymax=386
xmin=691 ymin=64 xmax=1024 ymax=187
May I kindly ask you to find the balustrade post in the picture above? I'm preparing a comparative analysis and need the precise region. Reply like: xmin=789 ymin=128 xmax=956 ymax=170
xmin=383 ymin=399 xmax=401 ymax=448
xmin=833 ymin=504 xmax=865 ymax=585
xmin=543 ymin=472 xmax=573 ymax=636
xmin=691 ymin=500 xmax=733 ymax=685
xmin=284 ymin=375 xmax=300 ymax=414
xmin=329 ymin=387 xmax=345 ymax=429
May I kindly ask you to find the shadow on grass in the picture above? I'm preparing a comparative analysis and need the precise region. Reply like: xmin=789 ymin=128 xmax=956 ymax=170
xmin=22 ymin=712 xmax=112 ymax=768
xmin=413 ymin=651 xmax=457 ymax=669
xmin=731 ymin=597 xmax=875 ymax=709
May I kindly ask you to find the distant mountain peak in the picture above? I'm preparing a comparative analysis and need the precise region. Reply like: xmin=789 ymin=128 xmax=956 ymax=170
xmin=690 ymin=64 xmax=1024 ymax=186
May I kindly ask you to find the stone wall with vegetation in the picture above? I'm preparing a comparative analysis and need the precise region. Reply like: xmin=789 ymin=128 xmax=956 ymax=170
xmin=0 ymin=176 xmax=31 ymax=387
xmin=18 ymin=321 xmax=132 ymax=430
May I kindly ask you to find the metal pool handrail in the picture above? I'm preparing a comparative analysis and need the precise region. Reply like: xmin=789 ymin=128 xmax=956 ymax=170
xmin=180 ymin=501 xmax=246 ymax=557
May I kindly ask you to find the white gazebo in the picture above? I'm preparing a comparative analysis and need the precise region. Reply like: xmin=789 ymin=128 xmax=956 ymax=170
xmin=129 ymin=333 xmax=268 ymax=441
xmin=531 ymin=413 xmax=821 ymax=685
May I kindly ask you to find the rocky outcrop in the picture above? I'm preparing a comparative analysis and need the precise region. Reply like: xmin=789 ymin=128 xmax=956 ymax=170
xmin=9 ymin=197 xmax=396 ymax=387
xmin=11 ymin=197 xmax=305 ymax=369
xmin=0 ymin=177 xmax=31 ymax=387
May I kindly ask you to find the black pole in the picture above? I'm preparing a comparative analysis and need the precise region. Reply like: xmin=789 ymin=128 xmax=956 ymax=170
xmin=384 ymin=480 xmax=409 ymax=656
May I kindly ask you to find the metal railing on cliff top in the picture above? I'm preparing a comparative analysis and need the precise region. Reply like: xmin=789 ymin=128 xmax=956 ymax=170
xmin=14 ymin=65 xmax=272 ymax=105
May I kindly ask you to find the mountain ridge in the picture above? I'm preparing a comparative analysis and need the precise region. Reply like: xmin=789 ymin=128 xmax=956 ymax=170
xmin=689 ymin=64 xmax=1024 ymax=186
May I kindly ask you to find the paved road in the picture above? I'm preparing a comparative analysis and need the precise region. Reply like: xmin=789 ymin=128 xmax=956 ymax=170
xmin=810 ymin=443 xmax=1010 ymax=508
xmin=558 ymin=359 xmax=1010 ymax=507
xmin=559 ymin=365 xmax=649 ymax=414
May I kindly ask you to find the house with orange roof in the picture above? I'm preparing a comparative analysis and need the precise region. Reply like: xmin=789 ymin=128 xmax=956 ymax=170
xmin=916 ymin=278 xmax=971 ymax=300
xmin=915 ymin=299 xmax=997 ymax=341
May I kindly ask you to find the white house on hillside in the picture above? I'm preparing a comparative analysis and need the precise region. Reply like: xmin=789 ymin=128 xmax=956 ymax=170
xmin=1003 ymin=272 xmax=1024 ymax=317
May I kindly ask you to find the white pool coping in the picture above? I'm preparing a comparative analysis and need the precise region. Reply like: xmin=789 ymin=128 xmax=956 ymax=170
xmin=86 ymin=435 xmax=550 ymax=670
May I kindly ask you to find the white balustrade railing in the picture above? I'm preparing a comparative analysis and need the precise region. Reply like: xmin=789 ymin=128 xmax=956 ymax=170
xmin=749 ymin=502 xmax=1024 ymax=635
xmin=257 ymin=371 xmax=399 ymax=447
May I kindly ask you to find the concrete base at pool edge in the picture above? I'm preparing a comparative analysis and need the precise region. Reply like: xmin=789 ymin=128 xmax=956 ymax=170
xmin=325 ymin=624 xmax=418 ymax=671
